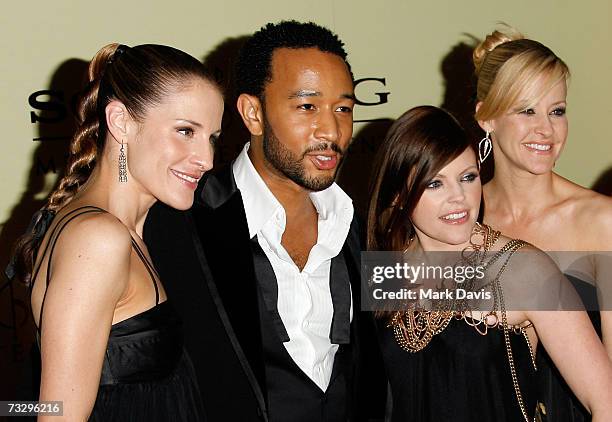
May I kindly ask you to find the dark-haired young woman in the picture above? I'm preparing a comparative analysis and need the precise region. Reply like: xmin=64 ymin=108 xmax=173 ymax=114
xmin=368 ymin=106 xmax=612 ymax=422
xmin=11 ymin=43 xmax=223 ymax=421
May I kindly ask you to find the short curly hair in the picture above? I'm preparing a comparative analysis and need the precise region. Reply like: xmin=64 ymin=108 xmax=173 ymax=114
xmin=235 ymin=20 xmax=352 ymax=99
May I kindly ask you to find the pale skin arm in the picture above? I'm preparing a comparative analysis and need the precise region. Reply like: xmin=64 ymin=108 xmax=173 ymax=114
xmin=602 ymin=310 xmax=612 ymax=360
xmin=517 ymin=249 xmax=612 ymax=422
xmin=506 ymin=247 xmax=612 ymax=420
xmin=526 ymin=310 xmax=612 ymax=420
xmin=594 ymin=224 xmax=612 ymax=360
xmin=37 ymin=214 xmax=130 ymax=422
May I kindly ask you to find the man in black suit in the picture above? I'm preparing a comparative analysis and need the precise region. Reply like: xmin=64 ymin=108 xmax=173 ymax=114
xmin=145 ymin=21 xmax=384 ymax=422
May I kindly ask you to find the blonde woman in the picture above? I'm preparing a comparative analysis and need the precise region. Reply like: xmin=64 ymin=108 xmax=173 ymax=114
xmin=473 ymin=27 xmax=612 ymax=422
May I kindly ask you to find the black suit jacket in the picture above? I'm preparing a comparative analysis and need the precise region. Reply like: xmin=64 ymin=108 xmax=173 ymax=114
xmin=144 ymin=165 xmax=385 ymax=421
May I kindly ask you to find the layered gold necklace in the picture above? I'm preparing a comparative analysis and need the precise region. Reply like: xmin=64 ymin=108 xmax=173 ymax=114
xmin=389 ymin=223 xmax=505 ymax=353
xmin=388 ymin=223 xmax=536 ymax=422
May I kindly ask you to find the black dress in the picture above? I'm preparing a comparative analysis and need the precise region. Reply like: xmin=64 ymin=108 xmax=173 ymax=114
xmin=536 ymin=274 xmax=600 ymax=422
xmin=33 ymin=206 xmax=205 ymax=421
xmin=378 ymin=316 xmax=537 ymax=422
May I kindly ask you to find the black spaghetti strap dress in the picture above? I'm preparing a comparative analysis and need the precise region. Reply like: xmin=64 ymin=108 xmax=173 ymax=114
xmin=32 ymin=206 xmax=205 ymax=421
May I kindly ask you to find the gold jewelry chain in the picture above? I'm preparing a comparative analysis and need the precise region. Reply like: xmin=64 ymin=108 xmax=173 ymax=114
xmin=390 ymin=224 xmax=535 ymax=421
xmin=390 ymin=223 xmax=501 ymax=352
xmin=495 ymin=239 xmax=536 ymax=422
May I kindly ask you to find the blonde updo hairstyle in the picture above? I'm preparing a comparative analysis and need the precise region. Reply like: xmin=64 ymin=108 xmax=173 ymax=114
xmin=474 ymin=27 xmax=570 ymax=122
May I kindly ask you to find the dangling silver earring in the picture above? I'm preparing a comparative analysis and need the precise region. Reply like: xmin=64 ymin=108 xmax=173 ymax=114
xmin=478 ymin=131 xmax=492 ymax=163
xmin=119 ymin=140 xmax=128 ymax=183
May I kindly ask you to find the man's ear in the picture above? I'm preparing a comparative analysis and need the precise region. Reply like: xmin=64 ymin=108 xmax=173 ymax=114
xmin=475 ymin=101 xmax=493 ymax=133
xmin=236 ymin=93 xmax=263 ymax=136
xmin=105 ymin=100 xmax=130 ymax=143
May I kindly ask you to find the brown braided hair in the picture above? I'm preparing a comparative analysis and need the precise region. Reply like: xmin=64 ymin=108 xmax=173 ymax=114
xmin=11 ymin=43 xmax=219 ymax=286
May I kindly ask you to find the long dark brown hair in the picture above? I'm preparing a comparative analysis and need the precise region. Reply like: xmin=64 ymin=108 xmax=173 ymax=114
xmin=12 ymin=43 xmax=219 ymax=286
xmin=367 ymin=106 xmax=474 ymax=252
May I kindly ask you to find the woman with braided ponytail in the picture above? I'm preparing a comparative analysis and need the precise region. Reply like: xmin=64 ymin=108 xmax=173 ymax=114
xmin=473 ymin=27 xmax=612 ymax=421
xmin=11 ymin=43 xmax=223 ymax=420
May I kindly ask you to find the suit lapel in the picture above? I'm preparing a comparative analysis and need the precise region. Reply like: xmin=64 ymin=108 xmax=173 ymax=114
xmin=328 ymin=217 xmax=362 ymax=388
xmin=189 ymin=166 xmax=268 ymax=418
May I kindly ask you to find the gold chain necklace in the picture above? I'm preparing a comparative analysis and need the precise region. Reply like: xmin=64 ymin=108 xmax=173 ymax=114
xmin=389 ymin=224 xmax=536 ymax=422
xmin=389 ymin=223 xmax=499 ymax=352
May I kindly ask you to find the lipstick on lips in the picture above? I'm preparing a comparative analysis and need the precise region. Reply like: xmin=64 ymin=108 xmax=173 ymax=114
xmin=439 ymin=210 xmax=469 ymax=225
xmin=170 ymin=169 xmax=200 ymax=190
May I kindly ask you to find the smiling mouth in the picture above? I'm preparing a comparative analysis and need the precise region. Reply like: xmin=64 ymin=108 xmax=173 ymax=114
xmin=440 ymin=211 xmax=469 ymax=224
xmin=524 ymin=143 xmax=552 ymax=152
xmin=171 ymin=169 xmax=200 ymax=189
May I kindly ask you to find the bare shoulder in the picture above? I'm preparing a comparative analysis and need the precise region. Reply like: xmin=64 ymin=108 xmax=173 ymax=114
xmin=53 ymin=211 xmax=132 ymax=256
xmin=494 ymin=234 xmax=559 ymax=276
xmin=47 ymin=211 xmax=132 ymax=295
xmin=555 ymin=177 xmax=612 ymax=245
xmin=493 ymin=234 xmax=574 ymax=312
xmin=559 ymin=177 xmax=612 ymax=219
xmin=580 ymin=191 xmax=612 ymax=226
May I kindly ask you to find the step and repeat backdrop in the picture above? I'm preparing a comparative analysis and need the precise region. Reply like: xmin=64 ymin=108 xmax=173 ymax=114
xmin=1 ymin=0 xmax=611 ymax=399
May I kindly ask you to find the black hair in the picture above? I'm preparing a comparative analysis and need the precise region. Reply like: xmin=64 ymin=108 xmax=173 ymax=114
xmin=235 ymin=20 xmax=352 ymax=99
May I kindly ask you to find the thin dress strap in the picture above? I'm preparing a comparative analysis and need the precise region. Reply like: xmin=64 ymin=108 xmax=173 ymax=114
xmin=33 ymin=205 xmax=161 ymax=334
xmin=33 ymin=206 xmax=106 ymax=336
xmin=130 ymin=238 xmax=160 ymax=305
xmin=31 ymin=206 xmax=107 ymax=289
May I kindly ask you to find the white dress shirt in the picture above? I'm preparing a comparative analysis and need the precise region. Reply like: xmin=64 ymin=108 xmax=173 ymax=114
xmin=233 ymin=143 xmax=354 ymax=391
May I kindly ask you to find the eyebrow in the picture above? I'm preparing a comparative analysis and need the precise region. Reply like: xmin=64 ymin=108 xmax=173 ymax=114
xmin=175 ymin=119 xmax=203 ymax=128
xmin=287 ymin=90 xmax=355 ymax=101
xmin=288 ymin=90 xmax=320 ymax=99
xmin=434 ymin=165 xmax=478 ymax=178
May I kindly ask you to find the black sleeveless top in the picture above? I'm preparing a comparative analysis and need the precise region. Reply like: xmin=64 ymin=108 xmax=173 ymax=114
xmin=378 ymin=317 xmax=537 ymax=422
xmin=33 ymin=206 xmax=205 ymax=421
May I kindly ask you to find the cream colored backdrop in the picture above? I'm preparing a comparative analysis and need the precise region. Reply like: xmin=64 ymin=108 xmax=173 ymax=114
xmin=1 ymin=0 xmax=611 ymax=231
xmin=1 ymin=0 xmax=611 ymax=400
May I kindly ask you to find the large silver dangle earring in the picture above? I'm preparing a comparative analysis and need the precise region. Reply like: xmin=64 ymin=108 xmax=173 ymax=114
xmin=119 ymin=140 xmax=128 ymax=183
xmin=478 ymin=131 xmax=492 ymax=163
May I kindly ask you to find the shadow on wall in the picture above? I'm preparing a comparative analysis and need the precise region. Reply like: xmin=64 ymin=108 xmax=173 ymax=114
xmin=337 ymin=119 xmax=394 ymax=222
xmin=439 ymin=37 xmax=612 ymax=199
xmin=201 ymin=34 xmax=396 ymax=228
xmin=339 ymin=37 xmax=484 ymax=224
xmin=0 ymin=58 xmax=88 ymax=403
xmin=202 ymin=35 xmax=251 ymax=170
xmin=438 ymin=36 xmax=492 ymax=183
xmin=592 ymin=166 xmax=612 ymax=196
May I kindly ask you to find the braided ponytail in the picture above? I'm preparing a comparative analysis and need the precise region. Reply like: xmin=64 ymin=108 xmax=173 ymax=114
xmin=10 ymin=42 xmax=219 ymax=285
xmin=47 ymin=44 xmax=118 ymax=212
xmin=9 ymin=44 xmax=119 ymax=285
